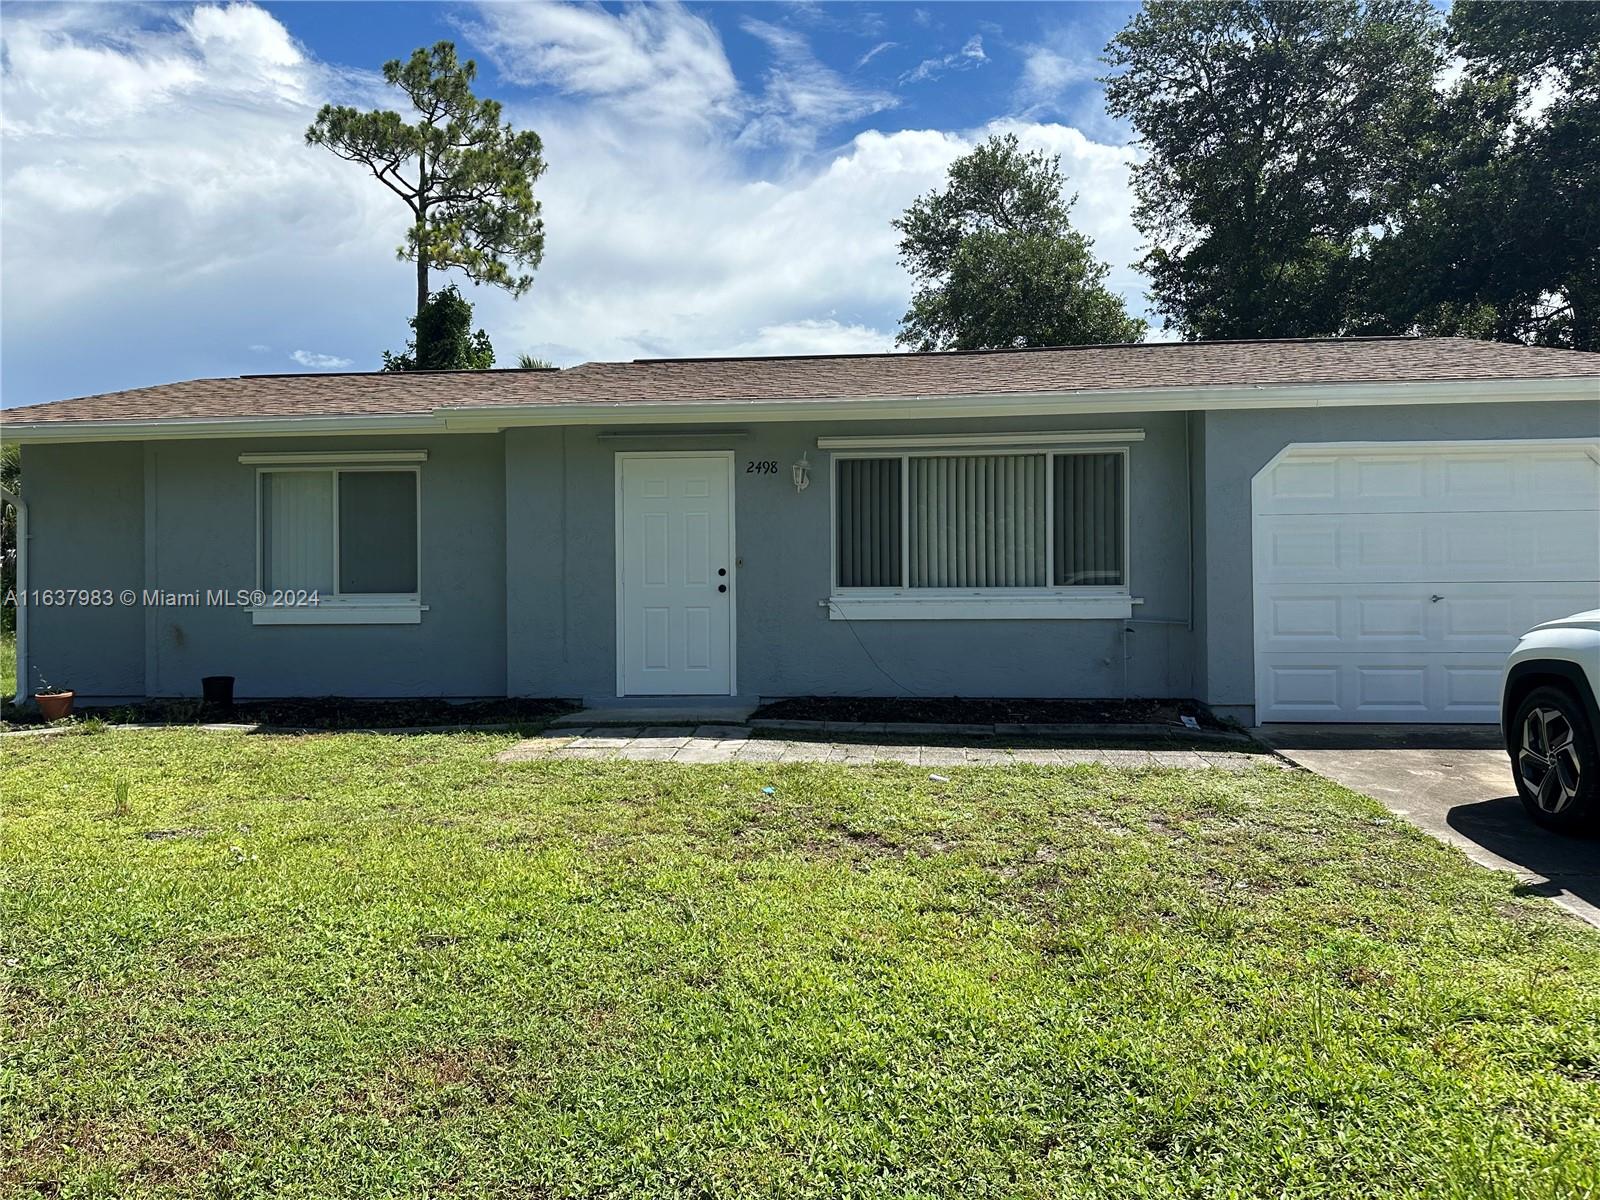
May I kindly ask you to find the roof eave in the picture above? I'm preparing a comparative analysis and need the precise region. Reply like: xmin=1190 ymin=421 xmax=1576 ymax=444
xmin=439 ymin=374 xmax=1600 ymax=427
xmin=3 ymin=374 xmax=1595 ymax=444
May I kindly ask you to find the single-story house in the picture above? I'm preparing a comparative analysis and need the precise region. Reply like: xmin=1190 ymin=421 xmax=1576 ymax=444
xmin=3 ymin=336 xmax=1597 ymax=724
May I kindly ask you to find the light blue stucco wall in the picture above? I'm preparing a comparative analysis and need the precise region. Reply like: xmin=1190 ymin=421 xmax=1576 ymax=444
xmin=505 ymin=412 xmax=1198 ymax=700
xmin=1194 ymin=398 xmax=1600 ymax=715
xmin=22 ymin=434 xmax=506 ymax=700
xmin=18 ymin=395 xmax=1596 ymax=709
xmin=19 ymin=442 xmax=147 ymax=697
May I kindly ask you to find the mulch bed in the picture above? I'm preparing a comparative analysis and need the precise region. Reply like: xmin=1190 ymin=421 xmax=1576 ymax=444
xmin=2 ymin=696 xmax=577 ymax=731
xmin=750 ymin=696 xmax=1227 ymax=729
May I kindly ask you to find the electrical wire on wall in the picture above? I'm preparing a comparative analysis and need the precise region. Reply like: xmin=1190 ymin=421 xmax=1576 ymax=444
xmin=824 ymin=598 xmax=920 ymax=696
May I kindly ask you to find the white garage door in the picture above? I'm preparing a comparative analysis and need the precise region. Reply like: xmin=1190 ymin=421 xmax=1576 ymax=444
xmin=1253 ymin=440 xmax=1600 ymax=723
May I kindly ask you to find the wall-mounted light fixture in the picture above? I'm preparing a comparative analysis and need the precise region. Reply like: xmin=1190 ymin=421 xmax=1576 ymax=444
xmin=792 ymin=452 xmax=811 ymax=493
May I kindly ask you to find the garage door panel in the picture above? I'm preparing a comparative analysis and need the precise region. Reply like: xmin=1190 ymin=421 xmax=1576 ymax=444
xmin=1259 ymin=583 xmax=1599 ymax=654
xmin=1530 ymin=451 xmax=1600 ymax=503
xmin=1254 ymin=441 xmax=1600 ymax=724
xmin=1257 ymin=510 xmax=1600 ymax=583
xmin=1259 ymin=445 xmax=1600 ymax=514
xmin=1260 ymin=654 xmax=1506 ymax=723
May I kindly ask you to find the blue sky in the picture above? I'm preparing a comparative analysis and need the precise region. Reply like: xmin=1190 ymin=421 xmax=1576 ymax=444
xmin=1 ymin=1 xmax=1149 ymax=408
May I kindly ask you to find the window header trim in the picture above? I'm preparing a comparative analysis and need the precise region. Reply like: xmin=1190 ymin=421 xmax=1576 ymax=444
xmin=239 ymin=450 xmax=427 ymax=465
xmin=816 ymin=430 xmax=1143 ymax=451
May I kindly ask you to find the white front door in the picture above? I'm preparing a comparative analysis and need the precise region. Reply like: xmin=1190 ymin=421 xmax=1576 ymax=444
xmin=1253 ymin=440 xmax=1600 ymax=723
xmin=617 ymin=453 xmax=736 ymax=696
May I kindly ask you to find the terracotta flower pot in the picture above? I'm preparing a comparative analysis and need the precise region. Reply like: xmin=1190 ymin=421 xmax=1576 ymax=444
xmin=34 ymin=691 xmax=75 ymax=721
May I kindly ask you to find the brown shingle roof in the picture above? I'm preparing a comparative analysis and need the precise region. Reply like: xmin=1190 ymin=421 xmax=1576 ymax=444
xmin=5 ymin=337 xmax=1597 ymax=427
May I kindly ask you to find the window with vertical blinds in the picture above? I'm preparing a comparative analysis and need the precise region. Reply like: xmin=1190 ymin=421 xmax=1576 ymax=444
xmin=835 ymin=449 xmax=1127 ymax=592
xmin=1053 ymin=453 xmax=1124 ymax=587
xmin=835 ymin=458 xmax=901 ymax=587
xmin=909 ymin=454 xmax=1046 ymax=587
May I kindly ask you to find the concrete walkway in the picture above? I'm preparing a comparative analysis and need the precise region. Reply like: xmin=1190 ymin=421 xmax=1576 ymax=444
xmin=1259 ymin=725 xmax=1600 ymax=929
xmin=496 ymin=726 xmax=1281 ymax=770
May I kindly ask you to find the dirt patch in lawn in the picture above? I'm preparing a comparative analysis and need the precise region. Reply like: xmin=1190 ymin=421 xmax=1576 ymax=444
xmin=751 ymin=696 xmax=1226 ymax=729
xmin=3 ymin=696 xmax=578 ymax=731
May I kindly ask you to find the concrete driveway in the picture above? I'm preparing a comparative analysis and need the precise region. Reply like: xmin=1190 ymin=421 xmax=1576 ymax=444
xmin=1257 ymin=725 xmax=1600 ymax=929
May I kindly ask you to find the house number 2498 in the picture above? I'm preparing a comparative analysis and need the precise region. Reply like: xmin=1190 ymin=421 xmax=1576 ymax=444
xmin=746 ymin=460 xmax=779 ymax=474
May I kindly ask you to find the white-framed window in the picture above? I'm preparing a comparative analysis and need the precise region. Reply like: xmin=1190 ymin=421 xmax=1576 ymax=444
xmin=249 ymin=457 xmax=424 ymax=625
xmin=829 ymin=446 xmax=1132 ymax=620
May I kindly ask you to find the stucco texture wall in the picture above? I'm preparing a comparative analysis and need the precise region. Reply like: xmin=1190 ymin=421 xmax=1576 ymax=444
xmin=21 ymin=435 xmax=506 ymax=699
xmin=18 ymin=442 xmax=147 ymax=698
xmin=506 ymin=413 xmax=1197 ymax=701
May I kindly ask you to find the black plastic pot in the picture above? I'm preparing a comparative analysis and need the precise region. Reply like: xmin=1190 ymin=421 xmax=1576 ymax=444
xmin=201 ymin=675 xmax=235 ymax=707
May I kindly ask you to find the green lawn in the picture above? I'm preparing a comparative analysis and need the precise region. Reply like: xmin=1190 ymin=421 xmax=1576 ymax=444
xmin=1 ymin=630 xmax=13 ymax=702
xmin=2 ymin=730 xmax=1598 ymax=1198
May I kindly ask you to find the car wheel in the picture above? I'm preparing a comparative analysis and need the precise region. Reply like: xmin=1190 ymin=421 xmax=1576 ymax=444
xmin=1512 ymin=685 xmax=1599 ymax=835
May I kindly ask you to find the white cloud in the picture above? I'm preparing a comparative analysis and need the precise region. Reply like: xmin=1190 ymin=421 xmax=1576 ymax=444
xmin=1017 ymin=45 xmax=1096 ymax=104
xmin=738 ymin=18 xmax=897 ymax=148
xmin=289 ymin=349 xmax=353 ymax=369
xmin=468 ymin=3 xmax=894 ymax=151
xmin=464 ymin=1 xmax=740 ymax=131
xmin=901 ymin=35 xmax=986 ymax=85
xmin=1012 ymin=37 xmax=1130 ymax=145
xmin=729 ymin=319 xmax=895 ymax=357
xmin=1 ymin=2 xmax=1147 ymax=406
xmin=1 ymin=2 xmax=403 ymax=402
xmin=486 ymin=115 xmax=1142 ymax=366
xmin=855 ymin=41 xmax=896 ymax=70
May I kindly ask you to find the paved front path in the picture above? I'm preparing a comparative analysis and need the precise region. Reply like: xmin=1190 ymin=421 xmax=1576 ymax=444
xmin=496 ymin=726 xmax=1282 ymax=770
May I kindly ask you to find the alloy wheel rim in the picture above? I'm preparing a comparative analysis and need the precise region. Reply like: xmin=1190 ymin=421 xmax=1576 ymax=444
xmin=1518 ymin=706 xmax=1582 ymax=815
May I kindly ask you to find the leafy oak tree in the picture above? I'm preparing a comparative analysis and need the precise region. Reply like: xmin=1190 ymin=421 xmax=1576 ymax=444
xmin=1103 ymin=0 xmax=1440 ymax=340
xmin=1 ymin=443 xmax=17 ymax=633
xmin=894 ymin=134 xmax=1145 ymax=350
xmin=307 ymin=41 xmax=547 ymax=321
xmin=381 ymin=286 xmax=495 ymax=372
xmin=1367 ymin=1 xmax=1600 ymax=348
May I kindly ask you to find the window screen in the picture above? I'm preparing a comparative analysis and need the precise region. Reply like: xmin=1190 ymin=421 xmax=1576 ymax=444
xmin=1053 ymin=453 xmax=1124 ymax=586
xmin=836 ymin=457 xmax=902 ymax=587
xmin=338 ymin=471 xmax=418 ymax=593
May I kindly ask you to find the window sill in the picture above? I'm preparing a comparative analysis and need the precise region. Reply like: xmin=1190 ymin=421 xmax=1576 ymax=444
xmin=826 ymin=595 xmax=1134 ymax=621
xmin=251 ymin=601 xmax=426 ymax=626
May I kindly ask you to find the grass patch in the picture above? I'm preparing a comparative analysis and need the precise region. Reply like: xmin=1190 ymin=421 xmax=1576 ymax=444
xmin=0 ymin=693 xmax=575 ymax=731
xmin=0 ymin=629 xmax=13 ymax=704
xmin=2 ymin=730 xmax=1598 ymax=1197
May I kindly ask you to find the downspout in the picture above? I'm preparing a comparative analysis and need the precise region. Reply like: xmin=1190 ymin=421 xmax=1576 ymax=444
xmin=1 ymin=486 xmax=26 ymax=706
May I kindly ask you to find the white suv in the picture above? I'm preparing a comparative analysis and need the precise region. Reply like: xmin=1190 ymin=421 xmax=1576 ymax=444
xmin=1502 ymin=610 xmax=1600 ymax=834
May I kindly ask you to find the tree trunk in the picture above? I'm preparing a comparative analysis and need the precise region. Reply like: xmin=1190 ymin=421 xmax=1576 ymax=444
xmin=416 ymin=146 xmax=430 ymax=321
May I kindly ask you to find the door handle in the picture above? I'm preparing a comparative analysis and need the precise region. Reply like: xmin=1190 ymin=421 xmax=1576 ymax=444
xmin=718 ymin=568 xmax=727 ymax=576
xmin=1430 ymin=594 xmax=1444 ymax=603
xmin=718 ymin=584 xmax=727 ymax=593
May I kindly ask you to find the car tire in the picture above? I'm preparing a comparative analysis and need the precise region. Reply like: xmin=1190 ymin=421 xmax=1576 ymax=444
xmin=1511 ymin=685 xmax=1600 ymax=835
